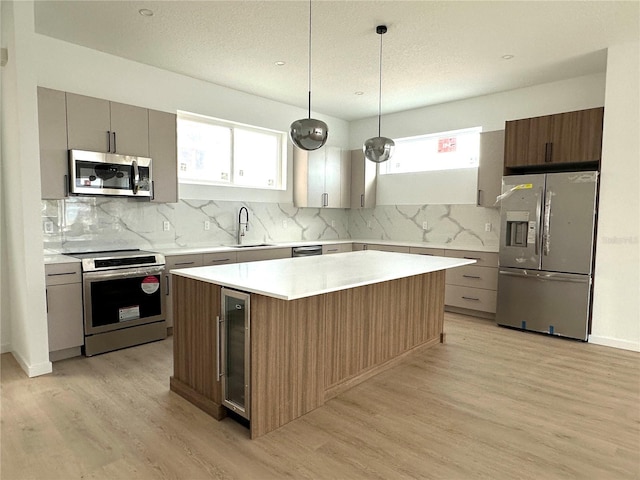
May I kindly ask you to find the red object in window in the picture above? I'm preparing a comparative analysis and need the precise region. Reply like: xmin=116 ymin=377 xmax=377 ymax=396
xmin=438 ymin=137 xmax=456 ymax=153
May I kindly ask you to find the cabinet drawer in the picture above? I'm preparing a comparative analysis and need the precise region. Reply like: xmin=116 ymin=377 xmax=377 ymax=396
xmin=45 ymin=263 xmax=82 ymax=286
xmin=445 ymin=250 xmax=498 ymax=268
xmin=445 ymin=265 xmax=498 ymax=290
xmin=410 ymin=247 xmax=445 ymax=257
xmin=322 ymin=244 xmax=352 ymax=255
xmin=203 ymin=251 xmax=237 ymax=266
xmin=237 ymin=248 xmax=290 ymax=263
xmin=366 ymin=244 xmax=411 ymax=253
xmin=166 ymin=253 xmax=204 ymax=270
xmin=445 ymin=285 xmax=497 ymax=313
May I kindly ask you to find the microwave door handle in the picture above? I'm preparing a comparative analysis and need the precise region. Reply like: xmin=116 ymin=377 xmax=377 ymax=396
xmin=132 ymin=160 xmax=140 ymax=194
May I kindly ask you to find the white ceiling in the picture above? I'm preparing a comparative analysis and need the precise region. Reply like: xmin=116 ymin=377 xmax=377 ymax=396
xmin=34 ymin=1 xmax=639 ymax=121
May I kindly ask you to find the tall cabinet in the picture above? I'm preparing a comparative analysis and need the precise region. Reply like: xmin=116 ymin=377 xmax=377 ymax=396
xmin=293 ymin=146 xmax=351 ymax=208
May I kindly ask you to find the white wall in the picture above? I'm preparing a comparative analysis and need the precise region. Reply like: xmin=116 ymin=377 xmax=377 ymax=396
xmin=349 ymin=73 xmax=606 ymax=149
xmin=590 ymin=41 xmax=640 ymax=351
xmin=0 ymin=1 xmax=52 ymax=374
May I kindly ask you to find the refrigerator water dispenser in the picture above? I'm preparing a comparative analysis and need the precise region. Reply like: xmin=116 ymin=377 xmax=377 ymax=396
xmin=505 ymin=211 xmax=531 ymax=247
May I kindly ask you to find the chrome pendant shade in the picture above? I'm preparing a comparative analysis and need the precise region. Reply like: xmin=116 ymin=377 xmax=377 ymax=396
xmin=290 ymin=117 xmax=328 ymax=151
xmin=289 ymin=1 xmax=328 ymax=151
xmin=364 ymin=25 xmax=394 ymax=163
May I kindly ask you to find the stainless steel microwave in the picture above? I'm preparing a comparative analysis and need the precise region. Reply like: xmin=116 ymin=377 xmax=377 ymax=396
xmin=69 ymin=149 xmax=152 ymax=197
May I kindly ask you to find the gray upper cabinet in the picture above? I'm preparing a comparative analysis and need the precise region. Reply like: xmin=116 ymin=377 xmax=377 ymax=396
xmin=38 ymin=88 xmax=178 ymax=201
xmin=66 ymin=92 xmax=149 ymax=157
xmin=38 ymin=87 xmax=69 ymax=200
xmin=477 ymin=130 xmax=504 ymax=208
xmin=148 ymin=109 xmax=178 ymax=203
xmin=350 ymin=149 xmax=377 ymax=209
xmin=293 ymin=146 xmax=351 ymax=208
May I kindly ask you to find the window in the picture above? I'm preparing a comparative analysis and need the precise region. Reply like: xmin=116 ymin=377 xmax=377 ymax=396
xmin=379 ymin=127 xmax=481 ymax=175
xmin=177 ymin=112 xmax=286 ymax=189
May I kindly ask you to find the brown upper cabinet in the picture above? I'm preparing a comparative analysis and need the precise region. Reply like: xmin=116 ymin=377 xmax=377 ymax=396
xmin=504 ymin=107 xmax=604 ymax=173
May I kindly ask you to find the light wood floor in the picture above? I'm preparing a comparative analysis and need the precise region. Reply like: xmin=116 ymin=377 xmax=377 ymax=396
xmin=2 ymin=313 xmax=639 ymax=479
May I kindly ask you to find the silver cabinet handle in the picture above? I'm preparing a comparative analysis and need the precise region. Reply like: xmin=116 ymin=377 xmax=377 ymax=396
xmin=360 ymin=194 xmax=364 ymax=208
xmin=210 ymin=258 xmax=231 ymax=264
xmin=463 ymin=256 xmax=480 ymax=261
xmin=107 ymin=130 xmax=111 ymax=152
xmin=112 ymin=131 xmax=117 ymax=153
xmin=165 ymin=275 xmax=170 ymax=296
xmin=174 ymin=262 xmax=195 ymax=266
xmin=462 ymin=274 xmax=481 ymax=279
xmin=535 ymin=186 xmax=543 ymax=256
xmin=47 ymin=272 xmax=77 ymax=277
xmin=461 ymin=296 xmax=480 ymax=301
xmin=64 ymin=174 xmax=69 ymax=197
xmin=477 ymin=189 xmax=482 ymax=205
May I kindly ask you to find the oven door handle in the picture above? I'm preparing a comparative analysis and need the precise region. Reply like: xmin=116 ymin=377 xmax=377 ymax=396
xmin=83 ymin=266 xmax=165 ymax=282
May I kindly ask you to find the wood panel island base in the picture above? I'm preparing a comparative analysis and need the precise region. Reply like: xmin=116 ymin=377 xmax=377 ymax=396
xmin=169 ymin=251 xmax=473 ymax=439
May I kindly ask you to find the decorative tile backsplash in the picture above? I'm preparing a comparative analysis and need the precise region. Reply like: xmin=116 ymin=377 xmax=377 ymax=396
xmin=42 ymin=198 xmax=500 ymax=252
xmin=41 ymin=197 xmax=349 ymax=251
xmin=349 ymin=204 xmax=500 ymax=248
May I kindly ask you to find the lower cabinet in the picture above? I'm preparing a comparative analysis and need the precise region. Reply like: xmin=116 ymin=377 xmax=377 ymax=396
xmin=444 ymin=250 xmax=498 ymax=315
xmin=236 ymin=247 xmax=291 ymax=263
xmin=165 ymin=254 xmax=205 ymax=329
xmin=45 ymin=263 xmax=84 ymax=361
xmin=322 ymin=243 xmax=353 ymax=255
xmin=355 ymin=243 xmax=411 ymax=253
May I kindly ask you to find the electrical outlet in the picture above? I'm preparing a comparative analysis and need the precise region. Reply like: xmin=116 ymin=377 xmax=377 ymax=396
xmin=43 ymin=221 xmax=54 ymax=234
xmin=163 ymin=221 xmax=170 ymax=231
xmin=422 ymin=221 xmax=428 ymax=230
xmin=485 ymin=223 xmax=492 ymax=232
xmin=204 ymin=221 xmax=210 ymax=231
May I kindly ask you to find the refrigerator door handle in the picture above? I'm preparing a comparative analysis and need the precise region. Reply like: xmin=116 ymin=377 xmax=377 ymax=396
xmin=543 ymin=188 xmax=552 ymax=256
xmin=535 ymin=187 xmax=544 ymax=256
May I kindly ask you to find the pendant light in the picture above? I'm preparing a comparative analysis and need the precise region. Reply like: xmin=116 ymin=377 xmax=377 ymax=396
xmin=363 ymin=25 xmax=394 ymax=163
xmin=289 ymin=0 xmax=328 ymax=151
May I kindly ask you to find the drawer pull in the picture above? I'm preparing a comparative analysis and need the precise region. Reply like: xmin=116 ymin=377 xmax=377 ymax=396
xmin=461 ymin=296 xmax=480 ymax=301
xmin=210 ymin=258 xmax=231 ymax=263
xmin=463 ymin=256 xmax=481 ymax=261
xmin=174 ymin=262 xmax=195 ymax=266
xmin=462 ymin=275 xmax=481 ymax=279
xmin=327 ymin=249 xmax=338 ymax=252
xmin=47 ymin=272 xmax=77 ymax=277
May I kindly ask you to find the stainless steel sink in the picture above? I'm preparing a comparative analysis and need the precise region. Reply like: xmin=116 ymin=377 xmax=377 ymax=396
xmin=231 ymin=243 xmax=274 ymax=248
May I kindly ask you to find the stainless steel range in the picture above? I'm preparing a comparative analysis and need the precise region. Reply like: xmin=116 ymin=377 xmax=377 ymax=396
xmin=69 ymin=249 xmax=167 ymax=356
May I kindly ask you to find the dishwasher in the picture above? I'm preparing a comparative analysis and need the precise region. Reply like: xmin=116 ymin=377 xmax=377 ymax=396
xmin=291 ymin=245 xmax=323 ymax=257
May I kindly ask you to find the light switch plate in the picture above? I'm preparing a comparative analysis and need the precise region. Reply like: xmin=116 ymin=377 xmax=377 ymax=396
xmin=422 ymin=221 xmax=428 ymax=230
xmin=43 ymin=221 xmax=54 ymax=234
xmin=204 ymin=221 xmax=210 ymax=231
xmin=163 ymin=221 xmax=170 ymax=231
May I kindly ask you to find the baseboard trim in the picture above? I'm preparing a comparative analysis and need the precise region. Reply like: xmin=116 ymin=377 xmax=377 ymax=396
xmin=11 ymin=350 xmax=53 ymax=377
xmin=588 ymin=335 xmax=640 ymax=352
xmin=1 ymin=342 xmax=11 ymax=354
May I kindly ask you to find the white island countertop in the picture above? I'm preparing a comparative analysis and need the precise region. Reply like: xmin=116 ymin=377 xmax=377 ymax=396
xmin=171 ymin=250 xmax=475 ymax=301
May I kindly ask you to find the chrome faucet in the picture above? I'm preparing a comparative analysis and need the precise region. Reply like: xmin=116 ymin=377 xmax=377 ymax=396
xmin=238 ymin=207 xmax=249 ymax=244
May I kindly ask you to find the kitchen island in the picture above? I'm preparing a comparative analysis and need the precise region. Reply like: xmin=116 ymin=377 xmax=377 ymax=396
xmin=170 ymin=250 xmax=474 ymax=438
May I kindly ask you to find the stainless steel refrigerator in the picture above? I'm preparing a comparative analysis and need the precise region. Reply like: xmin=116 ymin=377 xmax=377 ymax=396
xmin=496 ymin=171 xmax=598 ymax=340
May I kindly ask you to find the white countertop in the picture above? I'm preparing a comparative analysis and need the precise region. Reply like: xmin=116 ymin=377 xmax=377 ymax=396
xmin=171 ymin=250 xmax=475 ymax=301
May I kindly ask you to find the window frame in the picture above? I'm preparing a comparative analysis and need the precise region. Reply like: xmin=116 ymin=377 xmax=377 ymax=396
xmin=177 ymin=111 xmax=287 ymax=190
xmin=379 ymin=127 xmax=482 ymax=176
